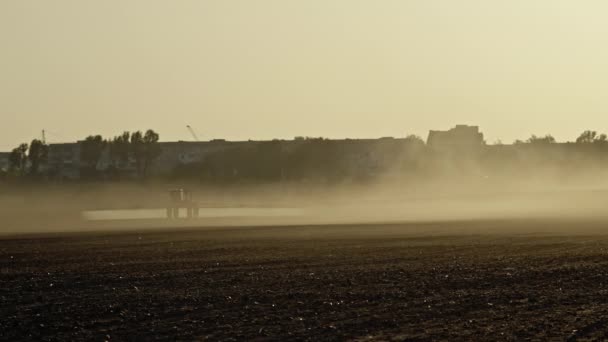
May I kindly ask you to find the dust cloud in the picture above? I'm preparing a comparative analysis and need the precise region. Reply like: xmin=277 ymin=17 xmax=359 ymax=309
xmin=3 ymin=167 xmax=608 ymax=236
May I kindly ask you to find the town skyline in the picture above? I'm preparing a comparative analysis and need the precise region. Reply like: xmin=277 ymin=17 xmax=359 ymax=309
xmin=1 ymin=124 xmax=605 ymax=152
xmin=2 ymin=125 xmax=606 ymax=182
xmin=4 ymin=1 xmax=608 ymax=150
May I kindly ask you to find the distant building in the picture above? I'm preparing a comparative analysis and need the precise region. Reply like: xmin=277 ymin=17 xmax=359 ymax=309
xmin=152 ymin=140 xmax=238 ymax=175
xmin=41 ymin=140 xmax=243 ymax=178
xmin=47 ymin=143 xmax=81 ymax=179
xmin=427 ymin=125 xmax=485 ymax=149
xmin=32 ymin=136 xmax=422 ymax=179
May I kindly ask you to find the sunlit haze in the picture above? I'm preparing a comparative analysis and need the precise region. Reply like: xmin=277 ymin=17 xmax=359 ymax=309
xmin=7 ymin=3 xmax=608 ymax=340
xmin=2 ymin=1 xmax=608 ymax=149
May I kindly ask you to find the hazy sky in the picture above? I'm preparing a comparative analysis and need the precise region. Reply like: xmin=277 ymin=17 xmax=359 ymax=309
xmin=2 ymin=1 xmax=608 ymax=150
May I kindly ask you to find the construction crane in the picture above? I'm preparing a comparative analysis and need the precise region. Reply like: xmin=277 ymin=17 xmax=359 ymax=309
xmin=186 ymin=125 xmax=200 ymax=142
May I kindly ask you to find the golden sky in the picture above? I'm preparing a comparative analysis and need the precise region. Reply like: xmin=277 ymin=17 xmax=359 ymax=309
xmin=2 ymin=1 xmax=608 ymax=149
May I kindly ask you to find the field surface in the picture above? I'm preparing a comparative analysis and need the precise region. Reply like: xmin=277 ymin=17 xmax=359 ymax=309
xmin=3 ymin=219 xmax=608 ymax=341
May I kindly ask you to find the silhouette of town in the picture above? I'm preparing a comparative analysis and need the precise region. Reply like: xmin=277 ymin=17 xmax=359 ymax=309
xmin=1 ymin=125 xmax=607 ymax=183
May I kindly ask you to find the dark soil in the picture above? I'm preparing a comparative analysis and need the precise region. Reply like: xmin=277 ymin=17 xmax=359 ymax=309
xmin=2 ymin=221 xmax=608 ymax=341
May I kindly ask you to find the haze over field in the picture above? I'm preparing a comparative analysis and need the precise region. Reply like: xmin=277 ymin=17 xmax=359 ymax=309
xmin=7 ymin=3 xmax=608 ymax=340
xmin=3 ymin=1 xmax=608 ymax=149
xmin=3 ymin=176 xmax=608 ymax=235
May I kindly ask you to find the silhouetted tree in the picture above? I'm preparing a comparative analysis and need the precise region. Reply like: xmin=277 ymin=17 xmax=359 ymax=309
xmin=404 ymin=134 xmax=425 ymax=145
xmin=109 ymin=131 xmax=131 ymax=168
xmin=576 ymin=130 xmax=607 ymax=144
xmin=28 ymin=139 xmax=48 ymax=175
xmin=9 ymin=143 xmax=28 ymax=175
xmin=129 ymin=130 xmax=161 ymax=178
xmin=80 ymin=135 xmax=107 ymax=178
xmin=130 ymin=131 xmax=145 ymax=177
xmin=142 ymin=129 xmax=161 ymax=177
xmin=526 ymin=135 xmax=556 ymax=144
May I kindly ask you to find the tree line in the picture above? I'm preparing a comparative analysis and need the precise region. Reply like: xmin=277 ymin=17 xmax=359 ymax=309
xmin=4 ymin=129 xmax=161 ymax=180
xmin=511 ymin=130 xmax=607 ymax=145
xmin=2 ymin=129 xmax=608 ymax=183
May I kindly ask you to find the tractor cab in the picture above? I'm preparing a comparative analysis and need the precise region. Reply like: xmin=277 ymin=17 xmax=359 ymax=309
xmin=167 ymin=188 xmax=199 ymax=219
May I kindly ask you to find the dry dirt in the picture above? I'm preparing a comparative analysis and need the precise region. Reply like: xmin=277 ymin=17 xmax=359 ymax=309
xmin=3 ymin=220 xmax=608 ymax=341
